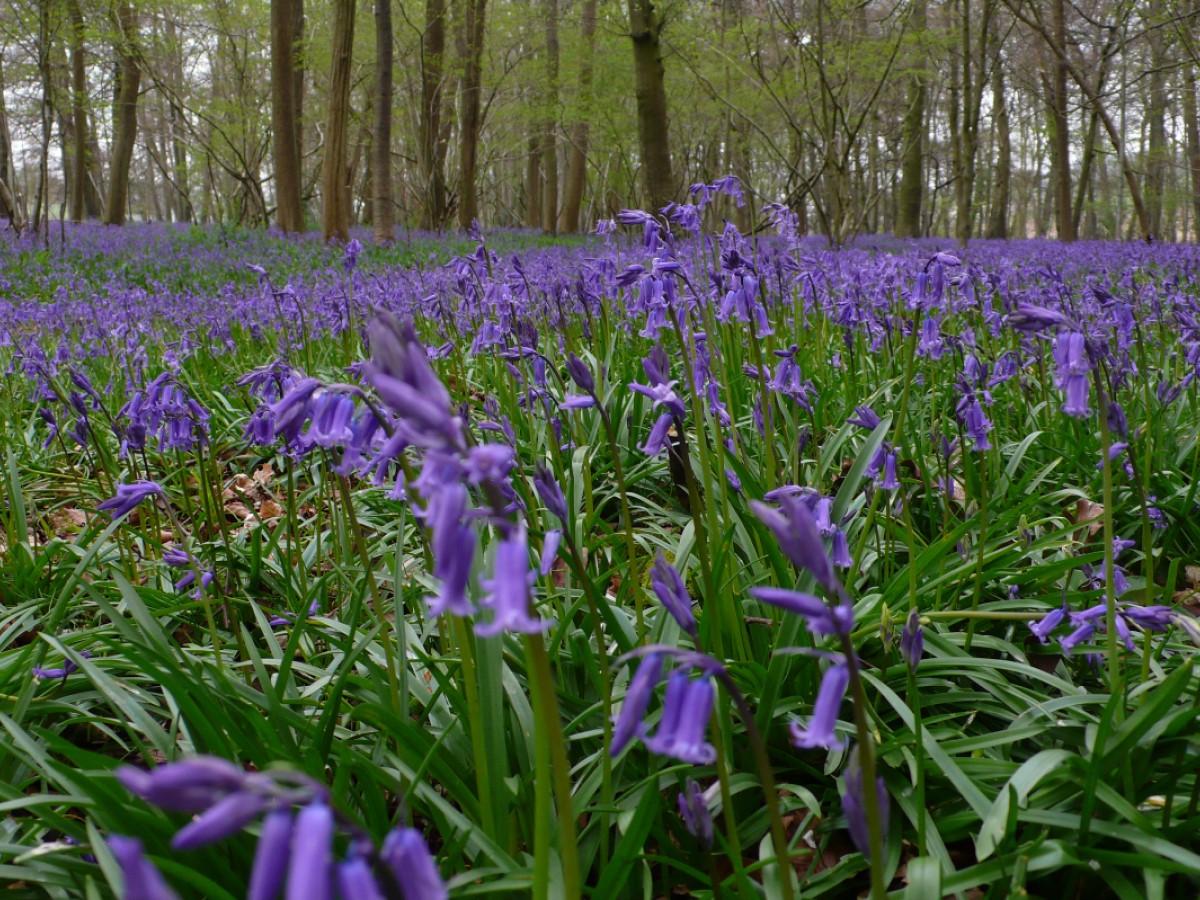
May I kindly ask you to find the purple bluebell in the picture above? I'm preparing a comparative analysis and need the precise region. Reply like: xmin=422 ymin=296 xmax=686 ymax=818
xmin=249 ymin=807 xmax=294 ymax=900
xmin=611 ymin=653 xmax=664 ymax=757
xmin=286 ymin=802 xmax=334 ymax=900
xmin=899 ymin=609 xmax=923 ymax=673
xmin=32 ymin=651 xmax=92 ymax=680
xmin=561 ymin=394 xmax=596 ymax=410
xmin=117 ymin=757 xmax=245 ymax=812
xmin=476 ymin=527 xmax=548 ymax=635
xmin=841 ymin=749 xmax=888 ymax=860
xmin=380 ymin=828 xmax=448 ymax=900
xmin=650 ymin=553 xmax=697 ymax=639
xmin=540 ymin=530 xmax=562 ymax=576
xmin=1028 ymin=602 xmax=1068 ymax=645
xmin=789 ymin=663 xmax=848 ymax=750
xmin=639 ymin=412 xmax=676 ymax=457
xmin=336 ymin=855 xmax=386 ymax=900
xmin=848 ymin=406 xmax=881 ymax=430
xmin=109 ymin=836 xmax=180 ymax=900
xmin=565 ymin=352 xmax=595 ymax=393
xmin=643 ymin=670 xmax=716 ymax=765
xmin=1008 ymin=303 xmax=1072 ymax=332
xmin=172 ymin=790 xmax=269 ymax=850
xmin=750 ymin=495 xmax=838 ymax=591
xmin=533 ymin=463 xmax=569 ymax=523
xmin=749 ymin=587 xmax=853 ymax=638
xmin=677 ymin=778 xmax=714 ymax=849
xmin=97 ymin=481 xmax=163 ymax=519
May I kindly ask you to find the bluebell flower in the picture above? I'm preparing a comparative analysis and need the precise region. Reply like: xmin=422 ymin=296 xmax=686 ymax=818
xmin=749 ymin=587 xmax=853 ymax=637
xmin=841 ymin=748 xmax=888 ymax=860
xmin=380 ymin=828 xmax=447 ymax=900
xmin=248 ymin=807 xmax=294 ymax=900
xmin=97 ymin=481 xmax=163 ymax=520
xmin=789 ymin=663 xmax=848 ymax=750
xmin=117 ymin=757 xmax=246 ymax=812
xmin=650 ymin=553 xmax=697 ymax=639
xmin=643 ymin=670 xmax=716 ymax=765
xmin=750 ymin=495 xmax=838 ymax=591
xmin=286 ymin=802 xmax=333 ymax=900
xmin=476 ymin=527 xmax=548 ymax=635
xmin=899 ymin=609 xmax=923 ymax=673
xmin=534 ymin=463 xmax=569 ymax=523
xmin=611 ymin=654 xmax=664 ymax=757
xmin=109 ymin=836 xmax=180 ymax=900
xmin=677 ymin=778 xmax=714 ymax=849
xmin=172 ymin=790 xmax=269 ymax=850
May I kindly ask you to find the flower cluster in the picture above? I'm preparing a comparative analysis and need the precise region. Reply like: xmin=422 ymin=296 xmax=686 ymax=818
xmin=115 ymin=756 xmax=446 ymax=900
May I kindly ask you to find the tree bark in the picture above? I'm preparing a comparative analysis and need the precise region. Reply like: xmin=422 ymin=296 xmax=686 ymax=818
xmin=540 ymin=0 xmax=559 ymax=233
xmin=986 ymin=25 xmax=1010 ymax=238
xmin=105 ymin=0 xmax=141 ymax=226
xmin=1183 ymin=34 xmax=1200 ymax=238
xmin=525 ymin=131 xmax=541 ymax=227
xmin=895 ymin=0 xmax=926 ymax=238
xmin=272 ymin=0 xmax=304 ymax=232
xmin=321 ymin=0 xmax=356 ymax=243
xmin=1047 ymin=0 xmax=1074 ymax=241
xmin=372 ymin=0 xmax=395 ymax=244
xmin=560 ymin=0 xmax=596 ymax=232
xmin=457 ymin=0 xmax=487 ymax=228
xmin=66 ymin=0 xmax=100 ymax=220
xmin=418 ymin=0 xmax=448 ymax=229
xmin=628 ymin=0 xmax=674 ymax=210
xmin=1145 ymin=0 xmax=1167 ymax=238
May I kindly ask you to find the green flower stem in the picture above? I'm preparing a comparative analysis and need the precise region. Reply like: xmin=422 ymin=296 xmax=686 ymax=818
xmin=525 ymin=633 xmax=582 ymax=900
xmin=963 ymin=452 xmax=989 ymax=653
xmin=906 ymin=664 xmax=926 ymax=856
xmin=839 ymin=622 xmax=886 ymax=900
xmin=721 ymin=676 xmax=797 ymax=900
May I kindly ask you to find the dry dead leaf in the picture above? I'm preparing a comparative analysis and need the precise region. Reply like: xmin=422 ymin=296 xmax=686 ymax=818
xmin=258 ymin=499 xmax=283 ymax=520
xmin=253 ymin=463 xmax=274 ymax=486
xmin=1071 ymin=499 xmax=1105 ymax=539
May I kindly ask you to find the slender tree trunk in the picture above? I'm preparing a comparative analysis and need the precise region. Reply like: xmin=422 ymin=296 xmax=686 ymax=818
xmin=525 ymin=132 xmax=541 ymax=227
xmin=1183 ymin=39 xmax=1200 ymax=238
xmin=372 ymin=0 xmax=395 ymax=244
xmin=165 ymin=17 xmax=192 ymax=222
xmin=105 ymin=0 xmax=141 ymax=226
xmin=457 ymin=0 xmax=487 ymax=228
xmin=896 ymin=0 xmax=926 ymax=238
xmin=628 ymin=0 xmax=674 ymax=209
xmin=272 ymin=0 xmax=303 ymax=232
xmin=986 ymin=28 xmax=1010 ymax=238
xmin=1145 ymin=0 xmax=1167 ymax=238
xmin=1047 ymin=0 xmax=1073 ymax=241
xmin=418 ymin=0 xmax=447 ymax=229
xmin=560 ymin=0 xmax=596 ymax=232
xmin=540 ymin=0 xmax=559 ymax=233
xmin=321 ymin=0 xmax=356 ymax=242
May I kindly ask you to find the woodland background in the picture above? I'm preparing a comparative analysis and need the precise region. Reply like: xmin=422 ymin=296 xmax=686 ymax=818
xmin=0 ymin=0 xmax=1197 ymax=246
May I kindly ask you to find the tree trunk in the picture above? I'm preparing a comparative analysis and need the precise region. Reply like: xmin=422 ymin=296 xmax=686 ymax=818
xmin=895 ymin=0 xmax=925 ymax=238
xmin=457 ymin=0 xmax=487 ymax=229
xmin=986 ymin=27 xmax=1010 ymax=238
xmin=525 ymin=131 xmax=541 ymax=227
xmin=105 ymin=0 xmax=140 ymax=226
xmin=1047 ymin=0 xmax=1073 ymax=241
xmin=628 ymin=0 xmax=674 ymax=210
xmin=559 ymin=0 xmax=596 ymax=232
xmin=540 ymin=0 xmax=559 ymax=233
xmin=321 ymin=0 xmax=356 ymax=243
xmin=418 ymin=0 xmax=448 ymax=229
xmin=67 ymin=0 xmax=97 ymax=220
xmin=1145 ymin=0 xmax=1167 ymax=238
xmin=1183 ymin=37 xmax=1200 ymax=238
xmin=272 ymin=0 xmax=304 ymax=232
xmin=372 ymin=0 xmax=395 ymax=244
